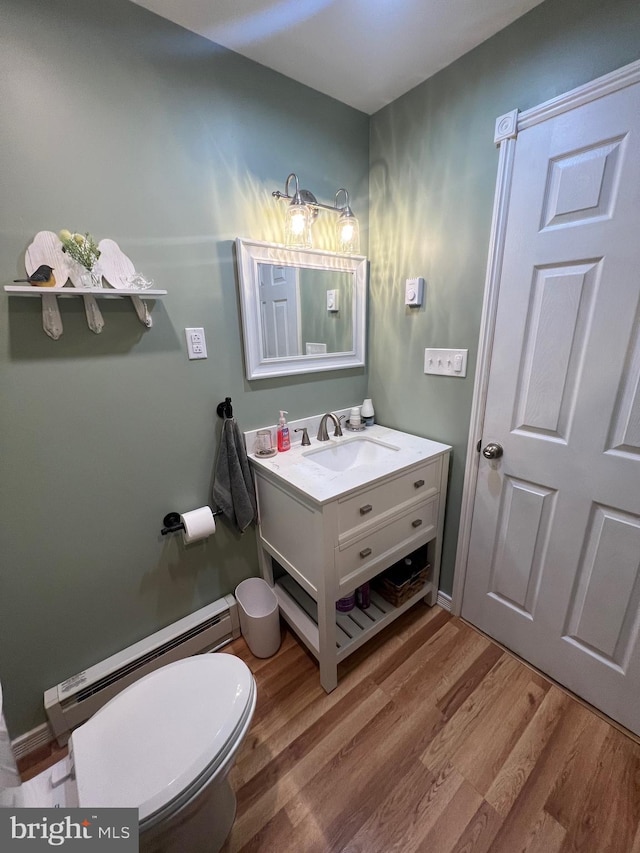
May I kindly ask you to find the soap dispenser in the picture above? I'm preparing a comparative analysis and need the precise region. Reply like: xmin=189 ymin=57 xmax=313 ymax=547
xmin=277 ymin=411 xmax=291 ymax=451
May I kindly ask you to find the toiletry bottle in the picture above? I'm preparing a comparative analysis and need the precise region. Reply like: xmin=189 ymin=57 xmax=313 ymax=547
xmin=356 ymin=583 xmax=371 ymax=609
xmin=336 ymin=592 xmax=356 ymax=612
xmin=361 ymin=398 xmax=375 ymax=426
xmin=277 ymin=411 xmax=291 ymax=452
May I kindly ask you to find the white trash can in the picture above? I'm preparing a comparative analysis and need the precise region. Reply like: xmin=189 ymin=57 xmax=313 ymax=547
xmin=235 ymin=578 xmax=281 ymax=658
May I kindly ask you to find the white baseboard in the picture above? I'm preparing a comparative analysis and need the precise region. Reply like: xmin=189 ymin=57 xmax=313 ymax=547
xmin=11 ymin=722 xmax=53 ymax=760
xmin=437 ymin=591 xmax=452 ymax=612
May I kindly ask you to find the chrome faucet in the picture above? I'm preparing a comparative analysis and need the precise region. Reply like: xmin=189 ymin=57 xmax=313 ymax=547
xmin=317 ymin=412 xmax=344 ymax=441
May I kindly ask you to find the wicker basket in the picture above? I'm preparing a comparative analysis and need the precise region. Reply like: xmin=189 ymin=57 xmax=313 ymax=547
xmin=374 ymin=552 xmax=431 ymax=607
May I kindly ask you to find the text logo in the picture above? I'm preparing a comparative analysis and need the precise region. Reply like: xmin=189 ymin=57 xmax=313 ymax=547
xmin=0 ymin=809 xmax=138 ymax=850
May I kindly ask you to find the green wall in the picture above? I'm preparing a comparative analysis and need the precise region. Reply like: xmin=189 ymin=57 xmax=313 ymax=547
xmin=368 ymin=0 xmax=640 ymax=596
xmin=0 ymin=0 xmax=369 ymax=735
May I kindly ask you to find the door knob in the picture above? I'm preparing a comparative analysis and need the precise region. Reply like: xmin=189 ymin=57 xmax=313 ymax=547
xmin=482 ymin=442 xmax=503 ymax=459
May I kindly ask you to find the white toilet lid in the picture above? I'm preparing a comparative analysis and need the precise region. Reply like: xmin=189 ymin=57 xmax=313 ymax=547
xmin=71 ymin=654 xmax=254 ymax=822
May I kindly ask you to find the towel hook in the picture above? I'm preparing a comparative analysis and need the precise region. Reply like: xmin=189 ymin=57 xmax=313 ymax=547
xmin=216 ymin=397 xmax=233 ymax=419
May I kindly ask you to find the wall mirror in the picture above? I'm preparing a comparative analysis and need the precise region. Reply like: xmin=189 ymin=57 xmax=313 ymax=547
xmin=235 ymin=238 xmax=367 ymax=379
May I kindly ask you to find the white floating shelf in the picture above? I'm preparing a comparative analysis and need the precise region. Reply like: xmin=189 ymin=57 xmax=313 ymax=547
xmin=4 ymin=286 xmax=167 ymax=297
xmin=4 ymin=285 xmax=167 ymax=337
xmin=10 ymin=232 xmax=167 ymax=338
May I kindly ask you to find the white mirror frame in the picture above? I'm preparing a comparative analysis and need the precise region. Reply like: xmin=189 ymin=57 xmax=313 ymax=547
xmin=236 ymin=238 xmax=368 ymax=380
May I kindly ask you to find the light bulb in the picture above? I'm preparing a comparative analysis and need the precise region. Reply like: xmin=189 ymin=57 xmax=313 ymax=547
xmin=290 ymin=210 xmax=307 ymax=236
xmin=285 ymin=201 xmax=312 ymax=249
xmin=336 ymin=211 xmax=359 ymax=254
xmin=340 ymin=221 xmax=355 ymax=243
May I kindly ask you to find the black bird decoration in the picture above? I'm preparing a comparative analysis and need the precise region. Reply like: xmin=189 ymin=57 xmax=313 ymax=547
xmin=14 ymin=264 xmax=56 ymax=287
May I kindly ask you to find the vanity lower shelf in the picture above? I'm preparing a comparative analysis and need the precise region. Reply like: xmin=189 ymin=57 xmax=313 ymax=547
xmin=275 ymin=573 xmax=434 ymax=664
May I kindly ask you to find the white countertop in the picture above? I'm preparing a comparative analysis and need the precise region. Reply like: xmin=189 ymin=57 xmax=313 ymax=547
xmin=248 ymin=423 xmax=451 ymax=504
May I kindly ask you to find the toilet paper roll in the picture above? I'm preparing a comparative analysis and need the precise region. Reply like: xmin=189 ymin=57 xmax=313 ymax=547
xmin=180 ymin=507 xmax=216 ymax=544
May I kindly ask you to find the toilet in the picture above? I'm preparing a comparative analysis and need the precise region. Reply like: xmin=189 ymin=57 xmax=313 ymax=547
xmin=1 ymin=654 xmax=256 ymax=853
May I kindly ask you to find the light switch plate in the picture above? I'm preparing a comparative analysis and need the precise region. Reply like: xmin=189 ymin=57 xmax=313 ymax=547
xmin=327 ymin=289 xmax=339 ymax=312
xmin=424 ymin=348 xmax=468 ymax=377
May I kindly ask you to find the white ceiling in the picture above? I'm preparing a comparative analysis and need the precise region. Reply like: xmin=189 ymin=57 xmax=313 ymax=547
xmin=130 ymin=0 xmax=544 ymax=114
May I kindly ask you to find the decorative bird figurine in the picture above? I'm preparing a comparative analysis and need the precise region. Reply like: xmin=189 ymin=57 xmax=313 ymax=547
xmin=14 ymin=264 xmax=56 ymax=287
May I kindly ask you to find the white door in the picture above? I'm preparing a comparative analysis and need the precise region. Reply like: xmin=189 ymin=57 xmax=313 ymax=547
xmin=259 ymin=263 xmax=301 ymax=358
xmin=462 ymin=73 xmax=640 ymax=734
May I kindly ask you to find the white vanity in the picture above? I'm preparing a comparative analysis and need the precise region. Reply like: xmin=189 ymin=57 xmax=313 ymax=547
xmin=248 ymin=421 xmax=451 ymax=692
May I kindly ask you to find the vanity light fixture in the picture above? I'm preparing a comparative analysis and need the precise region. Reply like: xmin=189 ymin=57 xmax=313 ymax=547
xmin=281 ymin=173 xmax=313 ymax=249
xmin=334 ymin=188 xmax=360 ymax=254
xmin=273 ymin=173 xmax=360 ymax=254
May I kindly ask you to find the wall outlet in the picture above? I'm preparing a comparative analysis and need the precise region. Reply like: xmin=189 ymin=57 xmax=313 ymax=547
xmin=424 ymin=348 xmax=468 ymax=377
xmin=185 ymin=327 xmax=208 ymax=360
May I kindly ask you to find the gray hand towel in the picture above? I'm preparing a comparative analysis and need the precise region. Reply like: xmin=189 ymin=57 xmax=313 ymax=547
xmin=213 ymin=417 xmax=257 ymax=532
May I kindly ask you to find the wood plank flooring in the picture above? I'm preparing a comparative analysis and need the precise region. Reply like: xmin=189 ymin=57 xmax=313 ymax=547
xmin=222 ymin=604 xmax=640 ymax=853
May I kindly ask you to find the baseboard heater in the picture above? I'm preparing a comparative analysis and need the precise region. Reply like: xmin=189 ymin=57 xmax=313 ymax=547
xmin=44 ymin=594 xmax=240 ymax=745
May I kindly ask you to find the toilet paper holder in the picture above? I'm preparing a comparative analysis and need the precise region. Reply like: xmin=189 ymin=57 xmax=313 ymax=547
xmin=161 ymin=509 xmax=223 ymax=536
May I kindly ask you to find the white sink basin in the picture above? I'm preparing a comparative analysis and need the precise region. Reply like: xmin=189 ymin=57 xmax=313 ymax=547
xmin=302 ymin=436 xmax=400 ymax=472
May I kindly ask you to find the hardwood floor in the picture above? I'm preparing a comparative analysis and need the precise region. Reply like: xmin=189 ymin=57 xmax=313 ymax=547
xmin=222 ymin=604 xmax=640 ymax=853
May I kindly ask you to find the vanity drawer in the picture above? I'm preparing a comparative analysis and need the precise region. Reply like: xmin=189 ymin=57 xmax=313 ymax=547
xmin=337 ymin=457 xmax=441 ymax=537
xmin=336 ymin=496 xmax=438 ymax=584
